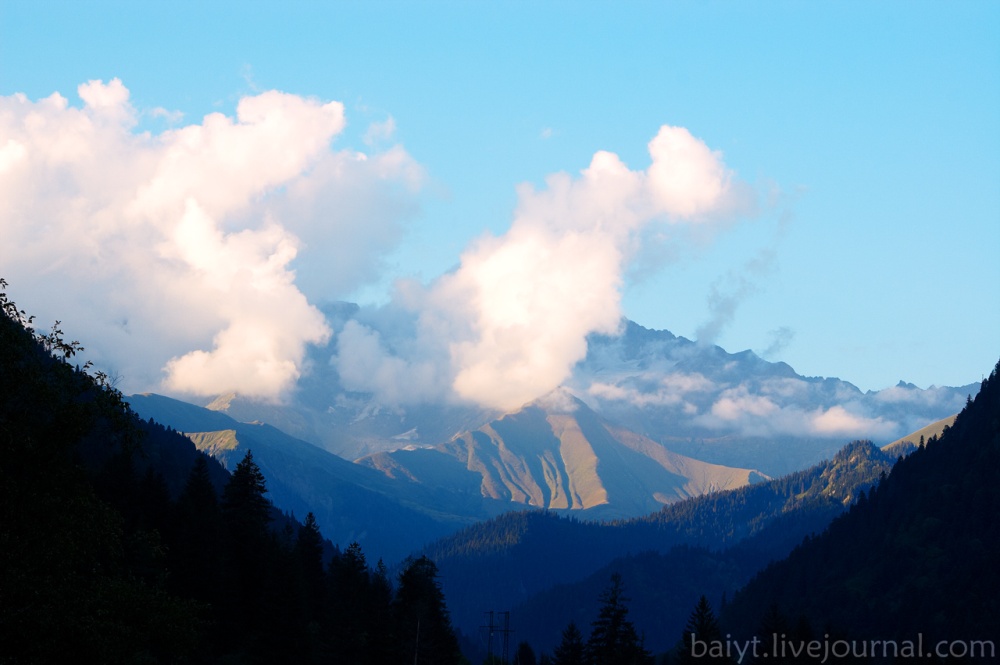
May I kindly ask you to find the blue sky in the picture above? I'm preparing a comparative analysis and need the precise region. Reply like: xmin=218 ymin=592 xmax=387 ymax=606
xmin=1 ymin=1 xmax=998 ymax=400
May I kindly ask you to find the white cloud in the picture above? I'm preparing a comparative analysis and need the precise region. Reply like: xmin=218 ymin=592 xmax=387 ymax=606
xmin=0 ymin=80 xmax=422 ymax=400
xmin=696 ymin=248 xmax=776 ymax=344
xmin=333 ymin=318 xmax=451 ymax=406
xmin=712 ymin=389 xmax=780 ymax=420
xmin=697 ymin=385 xmax=898 ymax=439
xmin=587 ymin=372 xmax=713 ymax=409
xmin=646 ymin=126 xmax=732 ymax=219
xmin=0 ymin=139 xmax=27 ymax=173
xmin=334 ymin=125 xmax=753 ymax=411
xmin=78 ymin=78 xmax=131 ymax=112
xmin=810 ymin=405 xmax=894 ymax=438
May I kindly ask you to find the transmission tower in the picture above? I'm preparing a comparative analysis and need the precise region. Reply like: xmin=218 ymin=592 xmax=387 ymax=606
xmin=481 ymin=610 xmax=514 ymax=663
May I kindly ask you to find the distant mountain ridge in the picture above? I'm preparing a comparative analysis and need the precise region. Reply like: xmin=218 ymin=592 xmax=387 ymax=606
xmin=128 ymin=390 xmax=768 ymax=556
xmin=198 ymin=312 xmax=975 ymax=478
xmin=571 ymin=320 xmax=977 ymax=475
xmin=359 ymin=389 xmax=766 ymax=520
xmin=123 ymin=311 xmax=976 ymax=547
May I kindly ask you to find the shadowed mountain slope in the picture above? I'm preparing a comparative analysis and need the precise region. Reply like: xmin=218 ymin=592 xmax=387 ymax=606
xmin=128 ymin=393 xmax=493 ymax=562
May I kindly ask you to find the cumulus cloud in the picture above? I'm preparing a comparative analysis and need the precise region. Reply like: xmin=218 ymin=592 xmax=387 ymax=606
xmin=0 ymin=79 xmax=422 ymax=400
xmin=810 ymin=405 xmax=892 ymax=437
xmin=334 ymin=126 xmax=753 ymax=410
xmin=647 ymin=126 xmax=733 ymax=219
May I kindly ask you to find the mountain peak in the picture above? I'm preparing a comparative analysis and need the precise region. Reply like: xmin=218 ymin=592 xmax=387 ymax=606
xmin=205 ymin=392 xmax=239 ymax=411
xmin=524 ymin=386 xmax=585 ymax=415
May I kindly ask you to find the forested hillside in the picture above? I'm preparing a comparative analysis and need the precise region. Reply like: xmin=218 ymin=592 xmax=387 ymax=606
xmin=424 ymin=438 xmax=896 ymax=645
xmin=502 ymin=373 xmax=999 ymax=658
xmin=722 ymin=359 xmax=1000 ymax=654
xmin=0 ymin=282 xmax=464 ymax=665
xmin=128 ymin=391 xmax=486 ymax=562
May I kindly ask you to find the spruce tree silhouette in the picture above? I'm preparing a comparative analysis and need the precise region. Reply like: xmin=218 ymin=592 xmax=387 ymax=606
xmin=394 ymin=555 xmax=463 ymax=665
xmin=584 ymin=573 xmax=651 ymax=665
xmin=677 ymin=595 xmax=732 ymax=664
xmin=552 ymin=621 xmax=586 ymax=665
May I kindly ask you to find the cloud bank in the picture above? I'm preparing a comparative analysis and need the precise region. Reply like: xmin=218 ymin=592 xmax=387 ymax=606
xmin=580 ymin=364 xmax=906 ymax=441
xmin=3 ymin=82 xmax=754 ymax=412
xmin=0 ymin=80 xmax=422 ymax=400
xmin=334 ymin=126 xmax=754 ymax=410
xmin=703 ymin=385 xmax=897 ymax=439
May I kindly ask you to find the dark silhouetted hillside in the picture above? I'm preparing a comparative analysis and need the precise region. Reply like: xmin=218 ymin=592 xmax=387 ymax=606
xmin=0 ymin=282 xmax=465 ymax=664
xmin=724 ymin=359 xmax=1000 ymax=650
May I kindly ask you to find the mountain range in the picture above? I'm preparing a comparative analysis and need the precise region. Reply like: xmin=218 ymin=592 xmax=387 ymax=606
xmin=126 ymin=313 xmax=975 ymax=560
xmin=127 ymin=381 xmax=975 ymax=656
xmin=120 ymin=310 xmax=988 ymax=659
xmin=196 ymin=312 xmax=975 ymax=477
xmin=358 ymin=388 xmax=766 ymax=520
xmin=128 ymin=389 xmax=767 ymax=558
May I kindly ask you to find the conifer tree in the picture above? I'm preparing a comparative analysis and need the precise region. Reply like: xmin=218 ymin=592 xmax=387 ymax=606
xmin=328 ymin=541 xmax=372 ymax=661
xmin=296 ymin=512 xmax=325 ymax=621
xmin=222 ymin=450 xmax=271 ymax=542
xmin=170 ymin=455 xmax=222 ymax=602
xmin=584 ymin=574 xmax=651 ymax=665
xmin=752 ymin=604 xmax=790 ymax=665
xmin=394 ymin=555 xmax=462 ymax=665
xmin=677 ymin=596 xmax=731 ymax=664
xmin=367 ymin=558 xmax=398 ymax=665
xmin=516 ymin=640 xmax=538 ymax=665
xmin=180 ymin=455 xmax=218 ymax=512
xmin=552 ymin=621 xmax=585 ymax=665
xmin=218 ymin=449 xmax=274 ymax=654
